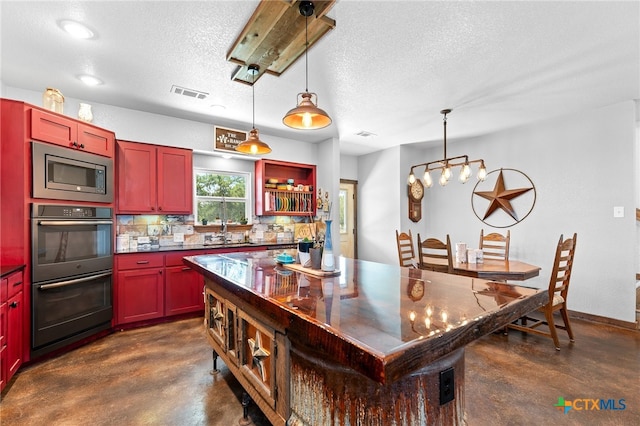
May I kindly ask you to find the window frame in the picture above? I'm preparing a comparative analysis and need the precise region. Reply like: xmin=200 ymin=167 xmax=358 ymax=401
xmin=193 ymin=167 xmax=252 ymax=224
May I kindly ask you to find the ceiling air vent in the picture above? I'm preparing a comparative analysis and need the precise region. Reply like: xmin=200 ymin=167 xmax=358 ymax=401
xmin=170 ymin=85 xmax=208 ymax=100
xmin=356 ymin=130 xmax=377 ymax=138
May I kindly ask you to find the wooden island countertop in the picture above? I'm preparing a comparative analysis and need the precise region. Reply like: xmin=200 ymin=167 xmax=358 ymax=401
xmin=184 ymin=251 xmax=547 ymax=425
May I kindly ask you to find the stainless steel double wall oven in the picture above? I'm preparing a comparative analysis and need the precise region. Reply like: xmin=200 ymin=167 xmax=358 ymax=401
xmin=31 ymin=141 xmax=115 ymax=357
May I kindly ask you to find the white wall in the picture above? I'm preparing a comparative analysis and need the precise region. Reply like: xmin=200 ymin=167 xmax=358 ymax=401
xmin=357 ymin=101 xmax=637 ymax=323
xmin=357 ymin=146 xmax=403 ymax=264
xmin=340 ymin=154 xmax=358 ymax=181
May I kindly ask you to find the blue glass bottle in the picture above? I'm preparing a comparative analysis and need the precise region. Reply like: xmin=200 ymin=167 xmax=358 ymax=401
xmin=321 ymin=220 xmax=335 ymax=271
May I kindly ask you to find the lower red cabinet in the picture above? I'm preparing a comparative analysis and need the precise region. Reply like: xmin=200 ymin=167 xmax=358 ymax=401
xmin=165 ymin=266 xmax=204 ymax=316
xmin=1 ymin=268 xmax=24 ymax=391
xmin=116 ymin=267 xmax=164 ymax=324
xmin=115 ymin=251 xmax=205 ymax=326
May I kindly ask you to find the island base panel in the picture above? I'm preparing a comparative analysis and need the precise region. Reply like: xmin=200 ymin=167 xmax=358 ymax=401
xmin=288 ymin=347 xmax=466 ymax=426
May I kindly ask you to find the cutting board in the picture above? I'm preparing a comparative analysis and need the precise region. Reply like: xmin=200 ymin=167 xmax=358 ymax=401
xmin=282 ymin=263 xmax=340 ymax=277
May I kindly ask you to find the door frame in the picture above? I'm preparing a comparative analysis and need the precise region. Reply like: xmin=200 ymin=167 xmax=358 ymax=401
xmin=340 ymin=179 xmax=358 ymax=259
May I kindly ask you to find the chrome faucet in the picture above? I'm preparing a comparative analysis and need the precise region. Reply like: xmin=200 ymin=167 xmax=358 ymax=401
xmin=221 ymin=197 xmax=228 ymax=243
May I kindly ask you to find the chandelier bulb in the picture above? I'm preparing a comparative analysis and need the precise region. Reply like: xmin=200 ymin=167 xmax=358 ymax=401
xmin=462 ymin=163 xmax=471 ymax=178
xmin=478 ymin=163 xmax=487 ymax=181
xmin=423 ymin=170 xmax=433 ymax=188
xmin=439 ymin=170 xmax=449 ymax=186
xmin=408 ymin=172 xmax=416 ymax=184
xmin=443 ymin=164 xmax=452 ymax=180
xmin=459 ymin=170 xmax=470 ymax=183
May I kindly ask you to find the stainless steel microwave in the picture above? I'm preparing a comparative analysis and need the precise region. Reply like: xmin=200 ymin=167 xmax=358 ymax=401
xmin=32 ymin=141 xmax=114 ymax=203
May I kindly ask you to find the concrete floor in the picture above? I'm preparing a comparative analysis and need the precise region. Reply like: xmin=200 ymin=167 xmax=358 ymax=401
xmin=1 ymin=316 xmax=638 ymax=425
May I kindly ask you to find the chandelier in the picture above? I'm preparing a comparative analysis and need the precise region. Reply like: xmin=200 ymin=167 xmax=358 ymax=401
xmin=408 ymin=109 xmax=487 ymax=187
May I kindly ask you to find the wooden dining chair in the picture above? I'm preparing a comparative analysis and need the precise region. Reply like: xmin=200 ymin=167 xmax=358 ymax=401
xmin=417 ymin=234 xmax=453 ymax=273
xmin=479 ymin=229 xmax=510 ymax=261
xmin=395 ymin=230 xmax=417 ymax=268
xmin=507 ymin=233 xmax=577 ymax=350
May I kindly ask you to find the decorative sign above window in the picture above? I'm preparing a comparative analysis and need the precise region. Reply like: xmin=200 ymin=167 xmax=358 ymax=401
xmin=214 ymin=126 xmax=248 ymax=154
xmin=471 ymin=168 xmax=536 ymax=228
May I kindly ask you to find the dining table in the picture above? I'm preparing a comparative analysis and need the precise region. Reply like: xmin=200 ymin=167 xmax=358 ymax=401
xmin=452 ymin=259 xmax=541 ymax=281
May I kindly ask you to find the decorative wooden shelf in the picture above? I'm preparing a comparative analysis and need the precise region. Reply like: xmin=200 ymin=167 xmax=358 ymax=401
xmin=255 ymin=159 xmax=316 ymax=216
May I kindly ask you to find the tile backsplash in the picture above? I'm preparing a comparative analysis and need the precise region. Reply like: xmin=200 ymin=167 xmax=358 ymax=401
xmin=116 ymin=214 xmax=326 ymax=247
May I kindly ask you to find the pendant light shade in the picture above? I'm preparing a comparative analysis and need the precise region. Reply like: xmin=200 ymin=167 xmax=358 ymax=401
xmin=282 ymin=1 xmax=332 ymax=130
xmin=236 ymin=64 xmax=272 ymax=155
xmin=283 ymin=92 xmax=332 ymax=130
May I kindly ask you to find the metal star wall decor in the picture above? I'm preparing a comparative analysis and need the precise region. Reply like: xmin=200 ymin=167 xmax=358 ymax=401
xmin=247 ymin=331 xmax=270 ymax=382
xmin=472 ymin=168 xmax=536 ymax=228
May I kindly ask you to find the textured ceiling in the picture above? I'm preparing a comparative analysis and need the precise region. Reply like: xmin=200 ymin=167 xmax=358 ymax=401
xmin=1 ymin=1 xmax=638 ymax=156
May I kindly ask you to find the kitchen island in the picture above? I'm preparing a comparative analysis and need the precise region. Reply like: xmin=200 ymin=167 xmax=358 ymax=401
xmin=184 ymin=252 xmax=547 ymax=425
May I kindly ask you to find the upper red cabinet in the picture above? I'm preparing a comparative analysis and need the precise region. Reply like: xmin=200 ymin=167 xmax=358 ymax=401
xmin=116 ymin=140 xmax=193 ymax=214
xmin=30 ymin=108 xmax=114 ymax=158
xmin=255 ymin=159 xmax=316 ymax=216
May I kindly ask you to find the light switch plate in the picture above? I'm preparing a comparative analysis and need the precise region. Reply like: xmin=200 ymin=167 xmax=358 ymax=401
xmin=173 ymin=233 xmax=184 ymax=243
xmin=613 ymin=206 xmax=624 ymax=218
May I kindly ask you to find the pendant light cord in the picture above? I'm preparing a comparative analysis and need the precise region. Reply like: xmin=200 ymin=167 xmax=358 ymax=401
xmin=443 ymin=110 xmax=448 ymax=159
xmin=304 ymin=11 xmax=309 ymax=93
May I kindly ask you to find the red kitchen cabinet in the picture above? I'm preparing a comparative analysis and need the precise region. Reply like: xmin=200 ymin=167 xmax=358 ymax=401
xmin=164 ymin=252 xmax=205 ymax=317
xmin=165 ymin=266 xmax=204 ymax=316
xmin=1 ymin=296 xmax=6 ymax=392
xmin=30 ymin=108 xmax=115 ymax=157
xmin=115 ymin=254 xmax=165 ymax=325
xmin=1 ymin=269 xmax=24 ymax=390
xmin=116 ymin=140 xmax=193 ymax=214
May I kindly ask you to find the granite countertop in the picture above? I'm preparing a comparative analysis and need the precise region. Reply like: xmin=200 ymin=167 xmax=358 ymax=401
xmin=114 ymin=241 xmax=297 ymax=255
xmin=1 ymin=264 xmax=26 ymax=278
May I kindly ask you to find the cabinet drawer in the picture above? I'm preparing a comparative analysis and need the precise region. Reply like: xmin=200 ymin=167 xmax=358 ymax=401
xmin=6 ymin=272 xmax=23 ymax=300
xmin=165 ymin=250 xmax=207 ymax=267
xmin=0 ymin=278 xmax=6 ymax=302
xmin=116 ymin=253 xmax=164 ymax=270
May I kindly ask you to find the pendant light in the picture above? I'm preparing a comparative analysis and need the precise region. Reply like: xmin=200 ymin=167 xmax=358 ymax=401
xmin=282 ymin=1 xmax=332 ymax=130
xmin=236 ymin=64 xmax=272 ymax=155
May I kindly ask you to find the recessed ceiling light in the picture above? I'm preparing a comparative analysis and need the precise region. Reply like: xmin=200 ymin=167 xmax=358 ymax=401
xmin=356 ymin=130 xmax=377 ymax=138
xmin=59 ymin=20 xmax=95 ymax=39
xmin=210 ymin=104 xmax=226 ymax=110
xmin=221 ymin=154 xmax=232 ymax=159
xmin=78 ymin=75 xmax=103 ymax=86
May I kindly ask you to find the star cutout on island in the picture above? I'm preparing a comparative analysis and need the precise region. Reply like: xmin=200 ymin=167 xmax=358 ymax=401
xmin=474 ymin=170 xmax=533 ymax=221
xmin=247 ymin=331 xmax=270 ymax=382
xmin=211 ymin=299 xmax=224 ymax=337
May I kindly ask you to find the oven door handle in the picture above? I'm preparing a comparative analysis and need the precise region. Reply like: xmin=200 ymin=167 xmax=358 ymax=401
xmin=38 ymin=220 xmax=114 ymax=226
xmin=37 ymin=272 xmax=112 ymax=290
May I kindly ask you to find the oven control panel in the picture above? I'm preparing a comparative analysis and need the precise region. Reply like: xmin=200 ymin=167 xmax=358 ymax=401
xmin=32 ymin=203 xmax=113 ymax=219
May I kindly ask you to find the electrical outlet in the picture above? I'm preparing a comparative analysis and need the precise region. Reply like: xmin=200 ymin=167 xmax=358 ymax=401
xmin=613 ymin=206 xmax=624 ymax=218
xmin=439 ymin=367 xmax=455 ymax=405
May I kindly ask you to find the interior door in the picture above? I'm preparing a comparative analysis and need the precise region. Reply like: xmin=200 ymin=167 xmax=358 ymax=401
xmin=339 ymin=180 xmax=357 ymax=258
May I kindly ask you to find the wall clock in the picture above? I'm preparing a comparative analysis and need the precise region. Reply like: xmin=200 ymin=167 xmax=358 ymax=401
xmin=408 ymin=180 xmax=424 ymax=222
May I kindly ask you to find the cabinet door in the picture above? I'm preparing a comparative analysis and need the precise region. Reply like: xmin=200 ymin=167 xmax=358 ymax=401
xmin=157 ymin=146 xmax=193 ymax=214
xmin=0 ymin=300 xmax=6 ymax=392
xmin=165 ymin=266 xmax=204 ymax=316
xmin=116 ymin=141 xmax=157 ymax=213
xmin=31 ymin=108 xmax=78 ymax=148
xmin=78 ymin=124 xmax=115 ymax=157
xmin=6 ymin=291 xmax=23 ymax=380
xmin=116 ymin=268 xmax=164 ymax=324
